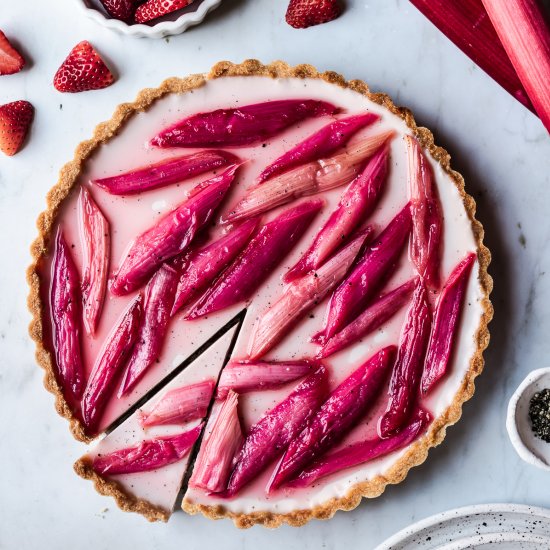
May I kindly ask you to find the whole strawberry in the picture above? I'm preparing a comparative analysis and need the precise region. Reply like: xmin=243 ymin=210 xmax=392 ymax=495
xmin=135 ymin=0 xmax=193 ymax=23
xmin=0 ymin=100 xmax=34 ymax=156
xmin=0 ymin=30 xmax=25 ymax=75
xmin=286 ymin=0 xmax=343 ymax=29
xmin=100 ymin=0 xmax=140 ymax=23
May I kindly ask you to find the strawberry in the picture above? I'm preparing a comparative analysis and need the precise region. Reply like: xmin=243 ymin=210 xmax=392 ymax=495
xmin=285 ymin=0 xmax=343 ymax=29
xmin=99 ymin=0 xmax=140 ymax=23
xmin=53 ymin=41 xmax=114 ymax=93
xmin=135 ymin=0 xmax=193 ymax=23
xmin=0 ymin=101 xmax=34 ymax=156
xmin=0 ymin=30 xmax=25 ymax=75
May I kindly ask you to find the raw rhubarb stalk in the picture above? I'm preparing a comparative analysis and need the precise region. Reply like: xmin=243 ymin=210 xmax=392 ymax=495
xmin=313 ymin=204 xmax=412 ymax=344
xmin=190 ymin=390 xmax=244 ymax=493
xmin=270 ymin=346 xmax=396 ymax=490
xmin=319 ymin=278 xmax=418 ymax=359
xmin=81 ymin=296 xmax=142 ymax=434
xmin=406 ymin=136 xmax=443 ymax=288
xmin=258 ymin=113 xmax=379 ymax=183
xmin=92 ymin=425 xmax=202 ymax=476
xmin=78 ymin=187 xmax=110 ymax=336
xmin=421 ymin=253 xmax=476 ymax=395
xmin=111 ymin=165 xmax=238 ymax=295
xmin=171 ymin=219 xmax=259 ymax=315
xmin=217 ymin=360 xmax=316 ymax=400
xmin=225 ymin=365 xmax=329 ymax=496
xmin=481 ymin=0 xmax=550 ymax=131
xmin=93 ymin=151 xmax=238 ymax=195
xmin=379 ymin=280 xmax=432 ymax=438
xmin=139 ymin=380 xmax=215 ymax=428
xmin=289 ymin=408 xmax=432 ymax=487
xmin=224 ymin=131 xmax=395 ymax=222
xmin=186 ymin=200 xmax=323 ymax=319
xmin=50 ymin=229 xmax=85 ymax=401
xmin=285 ymin=144 xmax=389 ymax=282
xmin=118 ymin=264 xmax=179 ymax=396
xmin=409 ymin=0 xmax=535 ymax=112
xmin=247 ymin=229 xmax=373 ymax=359
xmin=151 ymin=99 xmax=339 ymax=148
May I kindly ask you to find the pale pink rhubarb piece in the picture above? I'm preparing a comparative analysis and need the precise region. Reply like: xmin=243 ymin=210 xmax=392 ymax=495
xmin=269 ymin=346 xmax=395 ymax=490
xmin=151 ymin=99 xmax=339 ymax=148
xmin=186 ymin=200 xmax=323 ymax=319
xmin=258 ymin=113 xmax=379 ymax=183
xmin=92 ymin=425 xmax=202 ymax=475
xmin=406 ymin=135 xmax=443 ymax=288
xmin=421 ymin=253 xmax=476 ymax=395
xmin=190 ymin=390 xmax=244 ymax=493
xmin=224 ymin=131 xmax=395 ymax=222
xmin=379 ymin=280 xmax=432 ymax=438
xmin=93 ymin=151 xmax=238 ymax=195
xmin=111 ymin=165 xmax=238 ymax=295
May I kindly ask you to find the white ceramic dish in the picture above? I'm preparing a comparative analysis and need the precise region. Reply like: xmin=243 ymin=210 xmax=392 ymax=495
xmin=506 ymin=368 xmax=550 ymax=471
xmin=76 ymin=0 xmax=223 ymax=38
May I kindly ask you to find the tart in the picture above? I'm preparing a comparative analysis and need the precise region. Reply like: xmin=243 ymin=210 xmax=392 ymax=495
xmin=28 ymin=59 xmax=493 ymax=528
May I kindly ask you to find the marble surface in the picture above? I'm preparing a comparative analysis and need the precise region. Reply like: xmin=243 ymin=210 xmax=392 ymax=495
xmin=1 ymin=0 xmax=549 ymax=548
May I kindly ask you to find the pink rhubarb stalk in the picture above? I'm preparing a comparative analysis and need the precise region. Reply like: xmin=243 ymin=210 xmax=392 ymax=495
xmin=151 ymin=99 xmax=339 ymax=148
xmin=421 ymin=253 xmax=476 ymax=395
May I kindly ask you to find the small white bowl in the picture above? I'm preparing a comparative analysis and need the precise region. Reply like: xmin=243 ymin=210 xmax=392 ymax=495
xmin=506 ymin=367 xmax=550 ymax=471
xmin=76 ymin=0 xmax=223 ymax=38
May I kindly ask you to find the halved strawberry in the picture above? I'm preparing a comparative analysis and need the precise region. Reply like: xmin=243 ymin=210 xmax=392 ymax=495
xmin=0 ymin=100 xmax=34 ymax=156
xmin=99 ymin=0 xmax=140 ymax=22
xmin=0 ymin=31 xmax=25 ymax=75
xmin=53 ymin=41 xmax=114 ymax=93
xmin=135 ymin=0 xmax=193 ymax=23
xmin=285 ymin=0 xmax=343 ymax=29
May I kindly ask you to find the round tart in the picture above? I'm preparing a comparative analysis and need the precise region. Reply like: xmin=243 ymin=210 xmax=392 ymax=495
xmin=28 ymin=60 xmax=493 ymax=528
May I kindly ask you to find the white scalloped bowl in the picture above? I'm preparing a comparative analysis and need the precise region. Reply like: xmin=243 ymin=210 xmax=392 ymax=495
xmin=76 ymin=0 xmax=223 ymax=38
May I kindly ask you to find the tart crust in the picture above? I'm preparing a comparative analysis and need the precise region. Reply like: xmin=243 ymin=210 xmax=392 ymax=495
xmin=27 ymin=59 xmax=493 ymax=527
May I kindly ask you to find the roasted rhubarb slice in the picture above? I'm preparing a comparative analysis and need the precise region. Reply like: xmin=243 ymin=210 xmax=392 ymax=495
xmin=319 ymin=278 xmax=418 ymax=358
xmin=247 ymin=228 xmax=372 ymax=359
xmin=258 ymin=113 xmax=379 ymax=183
xmin=78 ymin=187 xmax=110 ymax=336
xmin=81 ymin=296 xmax=142 ymax=434
xmin=118 ymin=264 xmax=179 ymax=396
xmin=111 ymin=165 xmax=237 ymax=295
xmin=151 ymin=99 xmax=339 ymax=148
xmin=92 ymin=425 xmax=202 ymax=475
xmin=313 ymin=204 xmax=412 ymax=344
xmin=225 ymin=365 xmax=329 ymax=496
xmin=289 ymin=408 xmax=433 ymax=487
xmin=285 ymin=143 xmax=389 ymax=282
xmin=270 ymin=346 xmax=395 ymax=490
xmin=93 ymin=151 xmax=238 ymax=195
xmin=406 ymin=136 xmax=443 ymax=288
xmin=224 ymin=131 xmax=395 ymax=222
xmin=421 ymin=253 xmax=476 ymax=395
xmin=171 ymin=219 xmax=259 ymax=315
xmin=190 ymin=390 xmax=244 ymax=493
xmin=379 ymin=280 xmax=432 ymax=438
xmin=50 ymin=229 xmax=85 ymax=401
xmin=186 ymin=200 xmax=323 ymax=319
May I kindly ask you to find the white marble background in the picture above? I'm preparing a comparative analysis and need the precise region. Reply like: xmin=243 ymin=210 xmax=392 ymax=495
xmin=1 ymin=0 xmax=549 ymax=548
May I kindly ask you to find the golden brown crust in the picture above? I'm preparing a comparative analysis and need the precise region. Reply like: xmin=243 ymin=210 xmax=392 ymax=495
xmin=27 ymin=59 xmax=492 ymax=528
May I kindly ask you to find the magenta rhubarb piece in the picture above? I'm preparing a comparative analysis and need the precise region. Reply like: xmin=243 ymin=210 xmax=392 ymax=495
xmin=78 ymin=187 xmax=110 ymax=336
xmin=151 ymin=99 xmax=339 ymax=148
xmin=223 ymin=131 xmax=395 ymax=222
xmin=81 ymin=297 xmax=143 ymax=434
xmin=111 ymin=165 xmax=238 ymax=296
xmin=50 ymin=229 xmax=85 ymax=402
xmin=285 ymin=143 xmax=390 ymax=282
xmin=93 ymin=150 xmax=238 ymax=195
xmin=190 ymin=390 xmax=244 ymax=493
xmin=379 ymin=280 xmax=432 ymax=438
xmin=225 ymin=365 xmax=329 ymax=496
xmin=258 ymin=112 xmax=379 ymax=183
xmin=186 ymin=200 xmax=323 ymax=319
xmin=319 ymin=278 xmax=418 ymax=359
xmin=118 ymin=264 xmax=179 ymax=396
xmin=421 ymin=253 xmax=476 ymax=395
xmin=171 ymin=219 xmax=259 ymax=315
xmin=289 ymin=408 xmax=432 ymax=488
xmin=92 ymin=425 xmax=202 ymax=476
